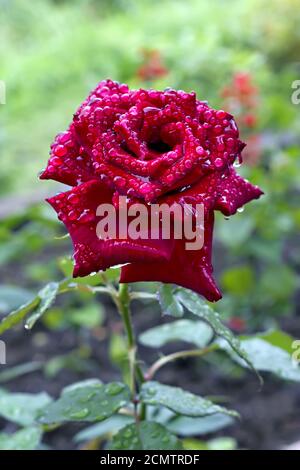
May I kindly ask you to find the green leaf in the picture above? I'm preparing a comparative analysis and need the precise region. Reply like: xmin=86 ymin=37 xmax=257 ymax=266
xmin=0 ymin=361 xmax=42 ymax=383
xmin=182 ymin=438 xmax=208 ymax=450
xmin=110 ymin=422 xmax=183 ymax=450
xmin=0 ymin=390 xmax=52 ymax=426
xmin=74 ymin=415 xmax=134 ymax=442
xmin=0 ymin=285 xmax=34 ymax=313
xmin=38 ymin=382 xmax=130 ymax=424
xmin=0 ymin=296 xmax=40 ymax=335
xmin=140 ymin=381 xmax=238 ymax=418
xmin=139 ymin=319 xmax=213 ymax=349
xmin=217 ymin=216 xmax=254 ymax=247
xmin=62 ymin=378 xmax=103 ymax=393
xmin=25 ymin=282 xmax=59 ymax=329
xmin=0 ymin=280 xmax=63 ymax=335
xmin=220 ymin=337 xmax=300 ymax=382
xmin=259 ymin=266 xmax=296 ymax=302
xmin=58 ymin=256 xmax=103 ymax=286
xmin=109 ymin=333 xmax=130 ymax=383
xmin=68 ymin=303 xmax=104 ymax=328
xmin=221 ymin=265 xmax=254 ymax=296
xmin=258 ymin=330 xmax=296 ymax=354
xmin=0 ymin=427 xmax=42 ymax=450
xmin=129 ymin=282 xmax=160 ymax=294
xmin=43 ymin=350 xmax=92 ymax=378
xmin=158 ymin=284 xmax=183 ymax=318
xmin=166 ymin=414 xmax=234 ymax=437
xmin=176 ymin=288 xmax=258 ymax=379
xmin=104 ymin=267 xmax=121 ymax=283
xmin=182 ymin=437 xmax=237 ymax=450
xmin=0 ymin=278 xmax=102 ymax=334
xmin=58 ymin=256 xmax=74 ymax=277
xmin=207 ymin=437 xmax=237 ymax=450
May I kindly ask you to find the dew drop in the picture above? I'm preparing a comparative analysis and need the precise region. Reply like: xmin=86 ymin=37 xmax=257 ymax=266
xmin=105 ymin=383 xmax=124 ymax=396
xmin=69 ymin=408 xmax=89 ymax=419
xmin=114 ymin=176 xmax=126 ymax=188
xmin=214 ymin=157 xmax=224 ymax=168
xmin=67 ymin=193 xmax=80 ymax=204
xmin=140 ymin=182 xmax=152 ymax=194
xmin=51 ymin=156 xmax=63 ymax=167
xmin=68 ymin=210 xmax=77 ymax=221
xmin=54 ymin=145 xmax=67 ymax=157
xmin=196 ymin=146 xmax=205 ymax=156
xmin=78 ymin=209 xmax=95 ymax=224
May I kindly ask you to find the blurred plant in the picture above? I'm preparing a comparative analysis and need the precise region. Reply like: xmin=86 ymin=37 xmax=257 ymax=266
xmin=0 ymin=264 xmax=299 ymax=450
xmin=221 ymin=72 xmax=262 ymax=166
xmin=136 ymin=49 xmax=169 ymax=82
xmin=0 ymin=0 xmax=300 ymax=452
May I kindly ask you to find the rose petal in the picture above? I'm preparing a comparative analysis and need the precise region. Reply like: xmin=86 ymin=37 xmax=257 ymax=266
xmin=121 ymin=211 xmax=222 ymax=302
xmin=47 ymin=180 xmax=173 ymax=276
xmin=214 ymin=168 xmax=263 ymax=215
xmin=40 ymin=124 xmax=94 ymax=186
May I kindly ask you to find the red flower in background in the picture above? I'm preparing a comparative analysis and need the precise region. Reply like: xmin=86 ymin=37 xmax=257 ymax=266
xmin=40 ymin=80 xmax=262 ymax=301
xmin=137 ymin=49 xmax=169 ymax=81
xmin=221 ymin=72 xmax=258 ymax=107
xmin=227 ymin=316 xmax=247 ymax=333
xmin=221 ymin=72 xmax=262 ymax=166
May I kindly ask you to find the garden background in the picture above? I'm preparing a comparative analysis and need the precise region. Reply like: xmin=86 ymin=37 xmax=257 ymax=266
xmin=0 ymin=0 xmax=300 ymax=450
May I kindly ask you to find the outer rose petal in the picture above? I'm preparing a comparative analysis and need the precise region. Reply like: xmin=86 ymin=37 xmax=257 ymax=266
xmin=40 ymin=124 xmax=94 ymax=186
xmin=120 ymin=211 xmax=222 ymax=302
xmin=214 ymin=168 xmax=263 ymax=216
xmin=162 ymin=171 xmax=222 ymax=210
xmin=47 ymin=180 xmax=173 ymax=276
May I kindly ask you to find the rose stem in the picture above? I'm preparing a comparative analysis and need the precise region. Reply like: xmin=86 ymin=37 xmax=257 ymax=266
xmin=145 ymin=345 xmax=217 ymax=381
xmin=114 ymin=282 xmax=146 ymax=421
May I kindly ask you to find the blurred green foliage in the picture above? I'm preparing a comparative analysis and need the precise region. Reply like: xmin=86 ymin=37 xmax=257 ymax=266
xmin=0 ymin=0 xmax=299 ymax=327
xmin=0 ymin=1 xmax=299 ymax=449
xmin=1 ymin=0 xmax=300 ymax=450
xmin=1 ymin=0 xmax=300 ymax=193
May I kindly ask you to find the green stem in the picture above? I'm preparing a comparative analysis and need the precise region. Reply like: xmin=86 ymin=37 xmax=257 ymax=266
xmin=145 ymin=345 xmax=217 ymax=380
xmin=117 ymin=283 xmax=135 ymax=348
xmin=115 ymin=283 xmax=146 ymax=421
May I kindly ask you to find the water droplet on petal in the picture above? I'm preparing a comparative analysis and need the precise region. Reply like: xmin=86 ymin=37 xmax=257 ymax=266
xmin=54 ymin=145 xmax=67 ymax=157
xmin=51 ymin=157 xmax=63 ymax=167
xmin=214 ymin=157 xmax=224 ymax=168
xmin=67 ymin=193 xmax=80 ymax=204
xmin=114 ymin=176 xmax=126 ymax=188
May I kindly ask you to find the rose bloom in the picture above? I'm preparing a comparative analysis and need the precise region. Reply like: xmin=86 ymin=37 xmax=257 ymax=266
xmin=40 ymin=80 xmax=262 ymax=301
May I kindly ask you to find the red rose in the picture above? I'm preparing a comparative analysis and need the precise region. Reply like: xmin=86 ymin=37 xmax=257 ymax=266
xmin=40 ymin=79 xmax=262 ymax=301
